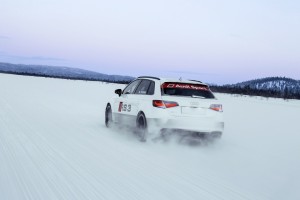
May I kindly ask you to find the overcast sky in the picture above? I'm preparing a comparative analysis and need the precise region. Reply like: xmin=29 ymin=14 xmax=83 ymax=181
xmin=1 ymin=0 xmax=299 ymax=84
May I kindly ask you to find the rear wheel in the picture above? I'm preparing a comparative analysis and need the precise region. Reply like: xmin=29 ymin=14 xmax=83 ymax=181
xmin=136 ymin=112 xmax=147 ymax=142
xmin=105 ymin=104 xmax=112 ymax=128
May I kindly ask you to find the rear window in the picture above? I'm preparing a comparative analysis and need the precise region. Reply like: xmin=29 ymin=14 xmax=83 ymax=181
xmin=161 ymin=82 xmax=215 ymax=99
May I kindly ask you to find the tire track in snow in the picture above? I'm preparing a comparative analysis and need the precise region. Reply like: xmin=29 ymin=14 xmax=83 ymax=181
xmin=0 ymin=96 xmax=113 ymax=199
xmin=0 ymin=74 xmax=276 ymax=200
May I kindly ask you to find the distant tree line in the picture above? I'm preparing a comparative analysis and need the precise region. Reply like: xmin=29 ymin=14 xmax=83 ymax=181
xmin=2 ymin=70 xmax=300 ymax=100
xmin=0 ymin=70 xmax=131 ymax=84
xmin=210 ymin=85 xmax=300 ymax=100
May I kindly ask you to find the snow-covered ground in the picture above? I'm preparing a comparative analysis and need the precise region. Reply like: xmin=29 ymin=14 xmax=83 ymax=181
xmin=0 ymin=73 xmax=299 ymax=200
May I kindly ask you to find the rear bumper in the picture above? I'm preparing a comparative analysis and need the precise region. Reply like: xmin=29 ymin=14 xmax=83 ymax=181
xmin=147 ymin=116 xmax=224 ymax=134
xmin=160 ymin=128 xmax=223 ymax=138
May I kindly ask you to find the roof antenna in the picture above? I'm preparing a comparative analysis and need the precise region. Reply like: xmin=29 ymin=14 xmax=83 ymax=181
xmin=179 ymin=77 xmax=182 ymax=81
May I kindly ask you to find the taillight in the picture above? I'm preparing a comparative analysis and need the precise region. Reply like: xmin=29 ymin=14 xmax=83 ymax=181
xmin=210 ymin=104 xmax=223 ymax=112
xmin=153 ymin=100 xmax=179 ymax=109
xmin=164 ymin=101 xmax=179 ymax=108
xmin=153 ymin=100 xmax=165 ymax=108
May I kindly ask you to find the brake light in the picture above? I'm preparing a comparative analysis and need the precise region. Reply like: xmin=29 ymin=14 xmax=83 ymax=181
xmin=164 ymin=101 xmax=179 ymax=108
xmin=210 ymin=104 xmax=223 ymax=112
xmin=153 ymin=100 xmax=179 ymax=109
xmin=153 ymin=100 xmax=165 ymax=108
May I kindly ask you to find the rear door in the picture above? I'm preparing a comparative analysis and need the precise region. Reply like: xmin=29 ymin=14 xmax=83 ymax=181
xmin=131 ymin=79 xmax=155 ymax=117
xmin=115 ymin=79 xmax=155 ymax=125
xmin=113 ymin=80 xmax=141 ymax=124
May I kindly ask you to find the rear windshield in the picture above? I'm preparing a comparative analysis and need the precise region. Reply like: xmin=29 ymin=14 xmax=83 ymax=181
xmin=161 ymin=82 xmax=215 ymax=99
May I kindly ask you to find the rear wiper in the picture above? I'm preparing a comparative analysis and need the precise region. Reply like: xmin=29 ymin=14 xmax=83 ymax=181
xmin=191 ymin=95 xmax=205 ymax=99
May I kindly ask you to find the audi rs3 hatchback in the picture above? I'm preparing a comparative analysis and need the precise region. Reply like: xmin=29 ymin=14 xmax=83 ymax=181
xmin=105 ymin=76 xmax=224 ymax=141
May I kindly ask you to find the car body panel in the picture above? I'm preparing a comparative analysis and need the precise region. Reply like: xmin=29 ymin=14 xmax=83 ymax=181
xmin=107 ymin=77 xmax=224 ymax=136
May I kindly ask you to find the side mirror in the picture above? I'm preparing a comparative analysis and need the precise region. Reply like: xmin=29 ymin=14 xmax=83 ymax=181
xmin=115 ymin=89 xmax=122 ymax=97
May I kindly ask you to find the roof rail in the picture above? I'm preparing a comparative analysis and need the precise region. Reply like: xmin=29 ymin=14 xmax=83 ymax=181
xmin=189 ymin=79 xmax=202 ymax=83
xmin=138 ymin=76 xmax=160 ymax=80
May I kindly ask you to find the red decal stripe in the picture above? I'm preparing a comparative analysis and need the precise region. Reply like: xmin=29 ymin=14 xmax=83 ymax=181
xmin=118 ymin=102 xmax=123 ymax=112
xmin=162 ymin=83 xmax=208 ymax=91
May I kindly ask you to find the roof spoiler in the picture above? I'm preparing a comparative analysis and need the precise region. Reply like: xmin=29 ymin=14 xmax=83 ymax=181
xmin=189 ymin=79 xmax=202 ymax=83
xmin=138 ymin=76 xmax=160 ymax=80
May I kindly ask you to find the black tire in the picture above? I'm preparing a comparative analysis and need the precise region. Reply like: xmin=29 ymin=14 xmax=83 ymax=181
xmin=136 ymin=112 xmax=147 ymax=142
xmin=105 ymin=104 xmax=113 ymax=128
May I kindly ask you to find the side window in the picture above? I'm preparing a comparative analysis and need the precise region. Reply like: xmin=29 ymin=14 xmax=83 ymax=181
xmin=147 ymin=81 xmax=155 ymax=95
xmin=123 ymin=80 xmax=141 ymax=94
xmin=135 ymin=80 xmax=151 ymax=95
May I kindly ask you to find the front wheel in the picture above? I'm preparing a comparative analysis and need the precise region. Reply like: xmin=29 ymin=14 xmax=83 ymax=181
xmin=136 ymin=112 xmax=147 ymax=142
xmin=105 ymin=104 xmax=113 ymax=128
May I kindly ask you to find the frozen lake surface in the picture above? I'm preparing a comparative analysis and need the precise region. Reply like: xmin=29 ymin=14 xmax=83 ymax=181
xmin=0 ymin=74 xmax=299 ymax=200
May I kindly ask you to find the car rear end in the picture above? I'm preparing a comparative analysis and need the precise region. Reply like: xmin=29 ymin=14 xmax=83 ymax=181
xmin=148 ymin=80 xmax=224 ymax=137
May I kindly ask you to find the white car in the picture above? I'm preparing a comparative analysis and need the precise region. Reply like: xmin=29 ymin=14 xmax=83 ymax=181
xmin=105 ymin=76 xmax=224 ymax=141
